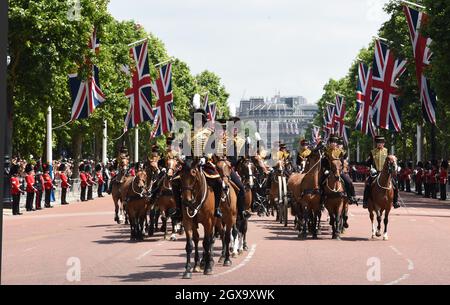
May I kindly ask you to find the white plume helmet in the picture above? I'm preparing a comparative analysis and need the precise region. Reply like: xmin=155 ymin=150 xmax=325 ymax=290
xmin=192 ymin=93 xmax=201 ymax=109
xmin=255 ymin=132 xmax=262 ymax=141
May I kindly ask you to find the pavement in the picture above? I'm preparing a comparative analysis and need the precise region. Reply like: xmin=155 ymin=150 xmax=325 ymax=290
xmin=2 ymin=183 xmax=450 ymax=285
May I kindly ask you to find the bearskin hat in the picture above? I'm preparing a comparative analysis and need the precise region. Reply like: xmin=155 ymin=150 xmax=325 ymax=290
xmin=42 ymin=163 xmax=50 ymax=172
xmin=441 ymin=160 xmax=449 ymax=170
xmin=25 ymin=163 xmax=33 ymax=173
xmin=95 ymin=164 xmax=102 ymax=172
xmin=10 ymin=164 xmax=20 ymax=176
xmin=58 ymin=163 xmax=66 ymax=172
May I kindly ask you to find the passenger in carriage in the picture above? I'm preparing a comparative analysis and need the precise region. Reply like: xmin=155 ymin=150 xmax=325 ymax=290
xmin=362 ymin=135 xmax=400 ymax=209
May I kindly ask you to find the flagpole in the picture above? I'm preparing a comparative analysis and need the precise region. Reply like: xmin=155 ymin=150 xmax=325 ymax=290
xmin=102 ymin=120 xmax=107 ymax=164
xmin=47 ymin=106 xmax=53 ymax=165
xmin=400 ymin=0 xmax=426 ymax=10
xmin=128 ymin=38 xmax=148 ymax=47
xmin=154 ymin=57 xmax=175 ymax=67
xmin=134 ymin=128 xmax=139 ymax=163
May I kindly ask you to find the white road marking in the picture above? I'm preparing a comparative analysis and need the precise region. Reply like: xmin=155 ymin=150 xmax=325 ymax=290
xmin=212 ymin=244 xmax=257 ymax=278
xmin=406 ymin=259 xmax=414 ymax=271
xmin=389 ymin=246 xmax=402 ymax=256
xmin=136 ymin=249 xmax=153 ymax=260
xmin=385 ymin=246 xmax=415 ymax=285
xmin=385 ymin=273 xmax=410 ymax=285
xmin=24 ymin=247 xmax=36 ymax=252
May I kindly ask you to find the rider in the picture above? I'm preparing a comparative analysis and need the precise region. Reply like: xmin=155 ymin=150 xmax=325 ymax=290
xmin=296 ymin=139 xmax=311 ymax=172
xmin=217 ymin=117 xmax=251 ymax=219
xmin=362 ymin=135 xmax=400 ymax=209
xmin=320 ymin=134 xmax=357 ymax=206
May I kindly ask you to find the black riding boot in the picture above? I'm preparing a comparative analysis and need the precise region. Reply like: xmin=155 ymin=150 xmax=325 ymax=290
xmin=342 ymin=173 xmax=357 ymax=205
xmin=171 ymin=179 xmax=182 ymax=220
xmin=211 ymin=179 xmax=223 ymax=218
xmin=231 ymin=170 xmax=250 ymax=219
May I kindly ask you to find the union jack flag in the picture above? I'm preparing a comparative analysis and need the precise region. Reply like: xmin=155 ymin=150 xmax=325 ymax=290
xmin=355 ymin=62 xmax=377 ymax=138
xmin=403 ymin=5 xmax=437 ymax=125
xmin=371 ymin=40 xmax=407 ymax=132
xmin=150 ymin=63 xmax=174 ymax=137
xmin=333 ymin=95 xmax=346 ymax=137
xmin=343 ymin=125 xmax=350 ymax=147
xmin=203 ymin=94 xmax=217 ymax=128
xmin=124 ymin=41 xmax=154 ymax=130
xmin=69 ymin=65 xmax=105 ymax=121
xmin=312 ymin=125 xmax=321 ymax=144
xmin=323 ymin=104 xmax=335 ymax=140
xmin=88 ymin=28 xmax=100 ymax=54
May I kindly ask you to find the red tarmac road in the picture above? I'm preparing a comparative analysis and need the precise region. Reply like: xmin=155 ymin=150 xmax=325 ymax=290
xmin=3 ymin=183 xmax=450 ymax=285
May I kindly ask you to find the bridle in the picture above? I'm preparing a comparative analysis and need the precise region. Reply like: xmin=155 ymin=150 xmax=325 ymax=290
xmin=376 ymin=158 xmax=397 ymax=190
xmin=181 ymin=165 xmax=208 ymax=218
xmin=325 ymin=156 xmax=344 ymax=193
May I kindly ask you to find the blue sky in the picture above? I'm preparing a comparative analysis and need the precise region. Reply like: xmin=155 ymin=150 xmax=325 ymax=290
xmin=108 ymin=0 xmax=390 ymax=114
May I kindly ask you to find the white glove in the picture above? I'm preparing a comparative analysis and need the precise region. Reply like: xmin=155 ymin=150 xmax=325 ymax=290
xmin=200 ymin=157 xmax=206 ymax=166
xmin=370 ymin=168 xmax=377 ymax=175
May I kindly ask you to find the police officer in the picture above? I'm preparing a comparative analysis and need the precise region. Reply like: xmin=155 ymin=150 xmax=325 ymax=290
xmin=362 ymin=135 xmax=400 ymax=209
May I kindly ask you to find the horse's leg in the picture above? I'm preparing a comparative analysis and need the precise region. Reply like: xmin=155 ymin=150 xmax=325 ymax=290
xmin=182 ymin=225 xmax=194 ymax=279
xmin=224 ymin=226 xmax=232 ymax=266
xmin=203 ymin=233 xmax=214 ymax=275
xmin=301 ymin=205 xmax=308 ymax=239
xmin=383 ymin=210 xmax=389 ymax=240
xmin=334 ymin=209 xmax=341 ymax=241
xmin=369 ymin=207 xmax=376 ymax=239
xmin=243 ymin=219 xmax=249 ymax=251
xmin=218 ymin=224 xmax=225 ymax=264
xmin=231 ymin=224 xmax=239 ymax=257
xmin=376 ymin=209 xmax=382 ymax=237
xmin=148 ymin=208 xmax=155 ymax=237
xmin=311 ymin=209 xmax=318 ymax=239
xmin=192 ymin=228 xmax=201 ymax=273
xmin=113 ymin=196 xmax=119 ymax=223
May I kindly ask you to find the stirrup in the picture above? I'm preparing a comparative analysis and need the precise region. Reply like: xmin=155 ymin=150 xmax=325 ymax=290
xmin=215 ymin=208 xmax=223 ymax=218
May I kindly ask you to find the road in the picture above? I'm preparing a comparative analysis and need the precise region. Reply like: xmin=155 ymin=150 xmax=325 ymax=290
xmin=3 ymin=183 xmax=450 ymax=285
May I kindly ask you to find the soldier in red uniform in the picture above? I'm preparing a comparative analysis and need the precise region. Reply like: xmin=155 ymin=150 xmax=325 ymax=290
xmin=404 ymin=162 xmax=412 ymax=193
xmin=42 ymin=164 xmax=54 ymax=208
xmin=79 ymin=163 xmax=87 ymax=202
xmin=10 ymin=164 xmax=24 ymax=215
xmin=34 ymin=163 xmax=44 ymax=210
xmin=440 ymin=160 xmax=448 ymax=201
xmin=429 ymin=161 xmax=438 ymax=199
xmin=25 ymin=163 xmax=37 ymax=211
xmin=86 ymin=163 xmax=95 ymax=200
xmin=95 ymin=164 xmax=104 ymax=198
xmin=59 ymin=163 xmax=70 ymax=205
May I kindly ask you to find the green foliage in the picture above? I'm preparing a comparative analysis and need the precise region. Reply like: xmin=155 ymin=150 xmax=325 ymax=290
xmin=8 ymin=0 xmax=230 ymax=161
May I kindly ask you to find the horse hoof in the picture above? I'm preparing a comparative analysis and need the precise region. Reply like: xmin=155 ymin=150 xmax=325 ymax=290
xmin=218 ymin=256 xmax=224 ymax=264
xmin=383 ymin=236 xmax=389 ymax=241
xmin=238 ymin=249 xmax=243 ymax=255
xmin=371 ymin=235 xmax=376 ymax=239
xmin=232 ymin=252 xmax=237 ymax=258
xmin=376 ymin=231 xmax=381 ymax=237
xmin=193 ymin=265 xmax=201 ymax=273
xmin=344 ymin=223 xmax=349 ymax=229
xmin=313 ymin=235 xmax=318 ymax=240
xmin=223 ymin=259 xmax=232 ymax=267
xmin=182 ymin=272 xmax=192 ymax=279
xmin=170 ymin=235 xmax=177 ymax=241
xmin=204 ymin=268 xmax=213 ymax=275
xmin=243 ymin=245 xmax=249 ymax=251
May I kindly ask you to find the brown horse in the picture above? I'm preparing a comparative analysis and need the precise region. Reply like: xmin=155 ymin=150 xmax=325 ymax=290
xmin=151 ymin=157 xmax=181 ymax=240
xmin=252 ymin=156 xmax=271 ymax=216
xmin=214 ymin=159 xmax=238 ymax=266
xmin=111 ymin=157 xmax=129 ymax=224
xmin=235 ymin=158 xmax=255 ymax=252
xmin=119 ymin=169 xmax=149 ymax=241
xmin=323 ymin=156 xmax=346 ymax=240
xmin=179 ymin=158 xmax=216 ymax=279
xmin=288 ymin=148 xmax=323 ymax=239
xmin=368 ymin=155 xmax=397 ymax=240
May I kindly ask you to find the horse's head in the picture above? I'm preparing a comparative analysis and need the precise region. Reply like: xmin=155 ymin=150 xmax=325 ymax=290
xmin=166 ymin=157 xmax=178 ymax=179
xmin=180 ymin=158 xmax=202 ymax=206
xmin=216 ymin=159 xmax=232 ymax=183
xmin=133 ymin=170 xmax=148 ymax=196
xmin=385 ymin=155 xmax=398 ymax=175
xmin=328 ymin=156 xmax=343 ymax=179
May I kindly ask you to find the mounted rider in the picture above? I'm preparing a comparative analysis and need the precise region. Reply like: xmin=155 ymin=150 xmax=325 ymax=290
xmin=296 ymin=139 xmax=311 ymax=172
xmin=362 ymin=135 xmax=400 ymax=209
xmin=215 ymin=117 xmax=251 ymax=219
xmin=320 ymin=134 xmax=358 ymax=206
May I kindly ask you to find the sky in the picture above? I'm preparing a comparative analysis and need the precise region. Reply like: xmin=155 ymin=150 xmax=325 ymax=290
xmin=108 ymin=0 xmax=391 ymax=114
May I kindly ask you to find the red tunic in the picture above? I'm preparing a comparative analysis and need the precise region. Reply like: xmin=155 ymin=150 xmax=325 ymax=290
xmin=11 ymin=177 xmax=21 ymax=195
xmin=403 ymin=168 xmax=412 ymax=181
xmin=96 ymin=172 xmax=104 ymax=185
xmin=60 ymin=172 xmax=69 ymax=189
xmin=129 ymin=168 xmax=135 ymax=176
xmin=25 ymin=174 xmax=36 ymax=193
xmin=43 ymin=173 xmax=53 ymax=190
xmin=80 ymin=172 xmax=88 ymax=188
xmin=440 ymin=169 xmax=448 ymax=185
xmin=415 ymin=169 xmax=423 ymax=184
xmin=87 ymin=173 xmax=94 ymax=186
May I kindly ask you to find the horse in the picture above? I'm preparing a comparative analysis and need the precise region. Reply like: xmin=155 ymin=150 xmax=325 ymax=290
xmin=150 ymin=157 xmax=181 ymax=240
xmin=323 ymin=155 xmax=347 ymax=240
xmin=288 ymin=147 xmax=323 ymax=239
xmin=252 ymin=156 xmax=271 ymax=217
xmin=145 ymin=156 xmax=163 ymax=236
xmin=214 ymin=159 xmax=238 ymax=266
xmin=269 ymin=159 xmax=289 ymax=226
xmin=119 ymin=169 xmax=149 ymax=241
xmin=234 ymin=158 xmax=256 ymax=252
xmin=368 ymin=155 xmax=397 ymax=240
xmin=179 ymin=158 xmax=217 ymax=279
xmin=111 ymin=157 xmax=129 ymax=224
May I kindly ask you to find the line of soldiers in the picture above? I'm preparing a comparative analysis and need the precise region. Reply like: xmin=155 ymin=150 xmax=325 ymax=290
xmin=78 ymin=162 xmax=107 ymax=202
xmin=414 ymin=160 xmax=448 ymax=201
xmin=9 ymin=162 xmax=55 ymax=215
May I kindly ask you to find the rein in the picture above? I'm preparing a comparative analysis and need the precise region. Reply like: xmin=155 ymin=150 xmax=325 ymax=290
xmin=184 ymin=168 xmax=208 ymax=219
xmin=130 ymin=176 xmax=146 ymax=198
